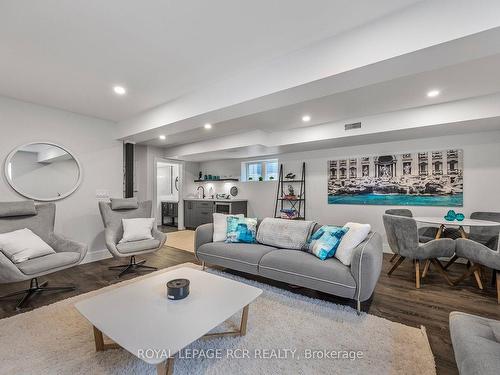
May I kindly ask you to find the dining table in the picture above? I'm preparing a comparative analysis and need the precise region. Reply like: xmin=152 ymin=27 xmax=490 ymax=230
xmin=413 ymin=216 xmax=500 ymax=272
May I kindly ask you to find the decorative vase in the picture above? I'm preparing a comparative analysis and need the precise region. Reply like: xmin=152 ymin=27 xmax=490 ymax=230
xmin=444 ymin=210 xmax=456 ymax=221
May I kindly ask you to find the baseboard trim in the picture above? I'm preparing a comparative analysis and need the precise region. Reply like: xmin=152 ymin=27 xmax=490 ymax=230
xmin=81 ymin=249 xmax=112 ymax=264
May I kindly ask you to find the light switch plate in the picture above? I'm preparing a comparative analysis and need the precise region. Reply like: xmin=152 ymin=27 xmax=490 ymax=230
xmin=95 ymin=189 xmax=110 ymax=200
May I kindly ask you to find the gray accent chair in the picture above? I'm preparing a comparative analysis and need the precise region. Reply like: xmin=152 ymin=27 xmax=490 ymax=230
xmin=383 ymin=214 xmax=456 ymax=288
xmin=384 ymin=208 xmax=455 ymax=251
xmin=450 ymin=311 xmax=500 ymax=375
xmin=444 ymin=211 xmax=500 ymax=270
xmin=98 ymin=200 xmax=166 ymax=277
xmin=0 ymin=202 xmax=87 ymax=310
xmin=454 ymin=238 xmax=500 ymax=303
xmin=195 ymin=222 xmax=383 ymax=312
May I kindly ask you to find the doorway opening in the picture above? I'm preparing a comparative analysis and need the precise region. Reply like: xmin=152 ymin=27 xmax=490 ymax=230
xmin=155 ymin=159 xmax=182 ymax=230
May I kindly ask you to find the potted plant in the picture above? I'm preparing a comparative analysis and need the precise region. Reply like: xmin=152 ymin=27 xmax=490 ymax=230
xmin=258 ymin=176 xmax=263 ymax=181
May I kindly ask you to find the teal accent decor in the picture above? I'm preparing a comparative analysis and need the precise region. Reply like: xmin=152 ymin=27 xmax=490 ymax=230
xmin=444 ymin=210 xmax=457 ymax=221
xmin=444 ymin=210 xmax=465 ymax=221
xmin=307 ymin=225 xmax=349 ymax=260
xmin=225 ymin=217 xmax=257 ymax=243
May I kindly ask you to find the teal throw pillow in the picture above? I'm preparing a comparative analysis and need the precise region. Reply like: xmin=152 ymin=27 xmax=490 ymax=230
xmin=225 ymin=217 xmax=257 ymax=243
xmin=307 ymin=225 xmax=349 ymax=260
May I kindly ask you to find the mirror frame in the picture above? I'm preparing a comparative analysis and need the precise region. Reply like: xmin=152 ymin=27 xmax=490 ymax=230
xmin=4 ymin=141 xmax=83 ymax=201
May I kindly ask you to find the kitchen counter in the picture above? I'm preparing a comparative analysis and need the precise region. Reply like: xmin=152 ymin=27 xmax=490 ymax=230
xmin=184 ymin=198 xmax=248 ymax=202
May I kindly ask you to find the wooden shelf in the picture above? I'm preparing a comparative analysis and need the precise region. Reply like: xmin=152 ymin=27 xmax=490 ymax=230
xmin=194 ymin=178 xmax=239 ymax=182
xmin=274 ymin=162 xmax=306 ymax=220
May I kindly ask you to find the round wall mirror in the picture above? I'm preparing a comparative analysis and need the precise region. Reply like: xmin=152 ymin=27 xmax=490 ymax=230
xmin=4 ymin=142 xmax=82 ymax=201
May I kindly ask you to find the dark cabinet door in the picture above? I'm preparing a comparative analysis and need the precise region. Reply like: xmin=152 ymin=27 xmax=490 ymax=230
xmin=184 ymin=200 xmax=215 ymax=229
xmin=184 ymin=200 xmax=194 ymax=228
xmin=194 ymin=201 xmax=214 ymax=227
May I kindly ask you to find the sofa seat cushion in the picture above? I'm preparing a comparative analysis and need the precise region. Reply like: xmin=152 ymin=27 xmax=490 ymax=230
xmin=116 ymin=239 xmax=160 ymax=254
xmin=450 ymin=311 xmax=500 ymax=375
xmin=259 ymin=249 xmax=357 ymax=299
xmin=17 ymin=252 xmax=80 ymax=275
xmin=197 ymin=242 xmax=277 ymax=274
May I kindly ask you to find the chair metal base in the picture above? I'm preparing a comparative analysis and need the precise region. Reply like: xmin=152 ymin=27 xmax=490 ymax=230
xmin=0 ymin=277 xmax=75 ymax=311
xmin=108 ymin=255 xmax=157 ymax=278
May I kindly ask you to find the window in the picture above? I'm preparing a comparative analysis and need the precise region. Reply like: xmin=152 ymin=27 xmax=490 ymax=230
xmin=241 ymin=159 xmax=278 ymax=181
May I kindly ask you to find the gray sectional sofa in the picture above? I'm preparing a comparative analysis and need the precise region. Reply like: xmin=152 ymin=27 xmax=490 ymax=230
xmin=195 ymin=222 xmax=383 ymax=311
xmin=450 ymin=311 xmax=500 ymax=375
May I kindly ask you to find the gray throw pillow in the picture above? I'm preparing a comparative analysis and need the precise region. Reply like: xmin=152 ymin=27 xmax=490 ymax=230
xmin=0 ymin=200 xmax=37 ymax=218
xmin=110 ymin=197 xmax=139 ymax=210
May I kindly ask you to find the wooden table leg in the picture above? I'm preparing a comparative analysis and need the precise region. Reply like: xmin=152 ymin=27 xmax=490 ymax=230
xmin=93 ymin=326 xmax=121 ymax=351
xmin=157 ymin=357 xmax=174 ymax=375
xmin=203 ymin=304 xmax=250 ymax=338
xmin=435 ymin=225 xmax=444 ymax=239
xmin=458 ymin=226 xmax=468 ymax=239
xmin=239 ymin=304 xmax=249 ymax=336
xmin=421 ymin=259 xmax=431 ymax=278
xmin=415 ymin=260 xmax=421 ymax=289
xmin=473 ymin=264 xmax=484 ymax=290
xmin=496 ymin=271 xmax=500 ymax=304
xmin=93 ymin=326 xmax=105 ymax=351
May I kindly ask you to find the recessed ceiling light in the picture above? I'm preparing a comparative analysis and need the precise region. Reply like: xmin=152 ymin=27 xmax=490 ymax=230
xmin=302 ymin=115 xmax=311 ymax=122
xmin=427 ymin=89 xmax=440 ymax=98
xmin=204 ymin=123 xmax=212 ymax=129
xmin=159 ymin=135 xmax=166 ymax=140
xmin=113 ymin=86 xmax=127 ymax=95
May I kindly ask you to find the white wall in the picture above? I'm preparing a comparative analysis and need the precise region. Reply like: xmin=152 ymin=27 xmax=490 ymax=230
xmin=134 ymin=144 xmax=200 ymax=229
xmin=198 ymin=130 xmax=500 ymax=247
xmin=0 ymin=96 xmax=123 ymax=260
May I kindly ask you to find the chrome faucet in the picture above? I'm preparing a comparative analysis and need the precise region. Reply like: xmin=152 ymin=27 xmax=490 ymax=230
xmin=197 ymin=186 xmax=206 ymax=199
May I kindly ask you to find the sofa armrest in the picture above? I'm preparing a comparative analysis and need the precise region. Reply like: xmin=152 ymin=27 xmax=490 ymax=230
xmin=349 ymin=231 xmax=383 ymax=302
xmin=152 ymin=227 xmax=167 ymax=248
xmin=195 ymin=223 xmax=214 ymax=255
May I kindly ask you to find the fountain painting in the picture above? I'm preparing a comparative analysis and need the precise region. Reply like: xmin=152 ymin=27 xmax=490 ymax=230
xmin=328 ymin=149 xmax=463 ymax=206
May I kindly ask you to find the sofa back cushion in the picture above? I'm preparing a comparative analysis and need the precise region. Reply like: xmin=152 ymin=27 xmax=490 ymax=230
xmin=256 ymin=218 xmax=316 ymax=250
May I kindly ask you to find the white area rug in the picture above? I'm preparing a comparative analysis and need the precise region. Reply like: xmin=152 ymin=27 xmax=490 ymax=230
xmin=0 ymin=263 xmax=435 ymax=374
xmin=165 ymin=230 xmax=195 ymax=253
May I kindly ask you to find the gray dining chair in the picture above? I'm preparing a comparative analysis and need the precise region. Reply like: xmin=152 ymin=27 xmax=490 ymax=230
xmin=0 ymin=201 xmax=87 ymax=310
xmin=454 ymin=238 xmax=500 ymax=303
xmin=98 ymin=200 xmax=166 ymax=277
xmin=384 ymin=209 xmax=444 ymax=262
xmin=383 ymin=214 xmax=455 ymax=288
xmin=444 ymin=211 xmax=500 ymax=270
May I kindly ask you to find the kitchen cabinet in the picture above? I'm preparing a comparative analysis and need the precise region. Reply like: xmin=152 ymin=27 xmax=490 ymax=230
xmin=183 ymin=199 xmax=248 ymax=229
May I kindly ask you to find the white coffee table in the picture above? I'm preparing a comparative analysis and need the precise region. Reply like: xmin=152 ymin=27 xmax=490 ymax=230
xmin=75 ymin=267 xmax=262 ymax=374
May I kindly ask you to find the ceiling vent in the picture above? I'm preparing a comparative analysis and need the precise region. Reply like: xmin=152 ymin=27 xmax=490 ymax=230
xmin=345 ymin=122 xmax=361 ymax=131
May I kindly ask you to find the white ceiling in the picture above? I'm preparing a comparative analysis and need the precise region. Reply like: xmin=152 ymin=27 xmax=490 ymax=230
xmin=143 ymin=53 xmax=500 ymax=148
xmin=0 ymin=0 xmax=421 ymax=121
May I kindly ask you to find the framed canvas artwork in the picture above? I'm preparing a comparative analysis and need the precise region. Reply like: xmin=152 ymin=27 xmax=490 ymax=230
xmin=327 ymin=149 xmax=463 ymax=206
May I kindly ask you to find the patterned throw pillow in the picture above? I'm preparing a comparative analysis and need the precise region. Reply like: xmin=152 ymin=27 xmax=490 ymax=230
xmin=225 ymin=217 xmax=258 ymax=243
xmin=307 ymin=225 xmax=349 ymax=260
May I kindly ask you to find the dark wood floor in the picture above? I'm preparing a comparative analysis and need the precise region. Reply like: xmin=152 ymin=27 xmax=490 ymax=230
xmin=1 ymin=250 xmax=499 ymax=375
